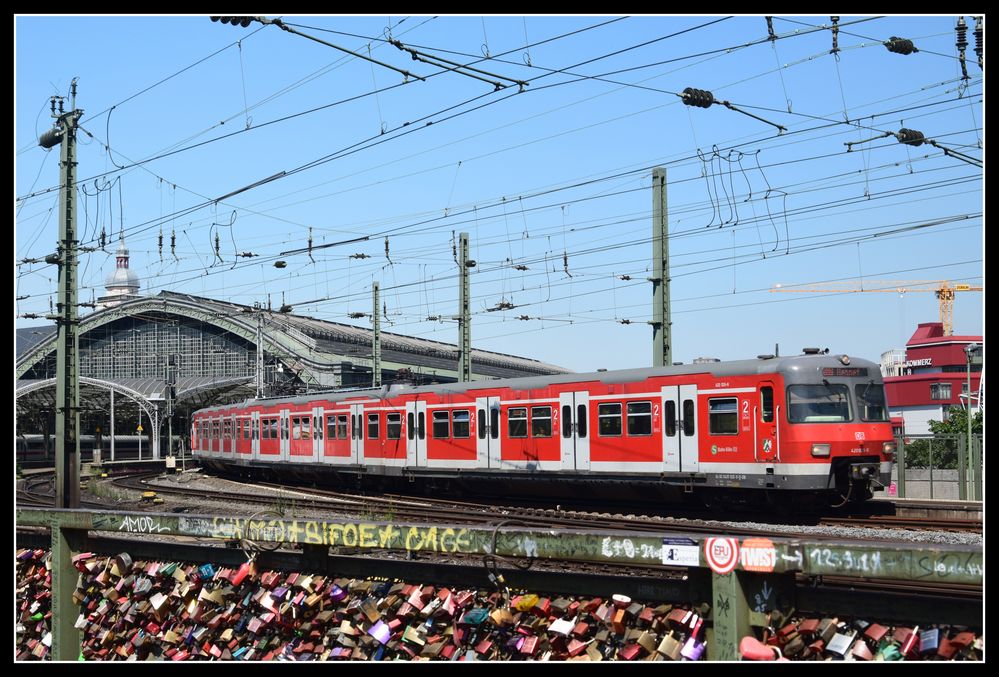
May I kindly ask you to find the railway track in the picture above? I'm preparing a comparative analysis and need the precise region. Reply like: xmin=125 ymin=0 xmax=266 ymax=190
xmin=17 ymin=468 xmax=982 ymax=543
xmin=819 ymin=514 xmax=982 ymax=532
xmin=98 ymin=472 xmax=982 ymax=540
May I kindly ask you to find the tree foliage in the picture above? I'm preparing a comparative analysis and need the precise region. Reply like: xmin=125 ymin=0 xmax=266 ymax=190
xmin=901 ymin=407 xmax=982 ymax=469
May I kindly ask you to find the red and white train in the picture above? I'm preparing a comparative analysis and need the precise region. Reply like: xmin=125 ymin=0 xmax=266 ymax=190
xmin=192 ymin=350 xmax=895 ymax=506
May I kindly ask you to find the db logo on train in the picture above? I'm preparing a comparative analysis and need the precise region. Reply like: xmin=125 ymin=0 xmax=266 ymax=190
xmin=704 ymin=537 xmax=740 ymax=575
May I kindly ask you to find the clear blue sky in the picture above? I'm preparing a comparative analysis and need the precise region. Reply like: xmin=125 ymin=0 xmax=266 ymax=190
xmin=15 ymin=15 xmax=984 ymax=372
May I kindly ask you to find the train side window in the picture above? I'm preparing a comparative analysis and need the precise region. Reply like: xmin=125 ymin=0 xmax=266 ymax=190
xmin=531 ymin=406 xmax=553 ymax=438
xmin=367 ymin=413 xmax=380 ymax=440
xmin=314 ymin=417 xmax=321 ymax=440
xmin=627 ymin=401 xmax=653 ymax=436
xmin=418 ymin=412 xmax=426 ymax=440
xmin=243 ymin=420 xmax=251 ymax=440
xmin=664 ymin=401 xmax=677 ymax=437
xmin=433 ymin=411 xmax=450 ymax=439
xmin=508 ymin=408 xmax=528 ymax=438
xmin=682 ymin=400 xmax=695 ymax=437
xmin=326 ymin=416 xmax=336 ymax=441
xmin=408 ymin=412 xmax=415 ymax=440
xmin=452 ymin=410 xmax=470 ymax=438
xmin=761 ymin=387 xmax=774 ymax=423
xmin=337 ymin=414 xmax=348 ymax=440
xmin=386 ymin=412 xmax=402 ymax=440
xmin=350 ymin=415 xmax=357 ymax=439
xmin=302 ymin=416 xmax=312 ymax=440
xmin=490 ymin=408 xmax=499 ymax=440
xmin=562 ymin=405 xmax=572 ymax=438
xmin=292 ymin=417 xmax=302 ymax=441
xmin=577 ymin=404 xmax=587 ymax=438
xmin=478 ymin=409 xmax=486 ymax=439
xmin=598 ymin=403 xmax=622 ymax=436
xmin=709 ymin=398 xmax=738 ymax=435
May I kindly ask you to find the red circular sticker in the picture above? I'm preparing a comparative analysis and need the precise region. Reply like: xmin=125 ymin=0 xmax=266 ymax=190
xmin=705 ymin=537 xmax=740 ymax=575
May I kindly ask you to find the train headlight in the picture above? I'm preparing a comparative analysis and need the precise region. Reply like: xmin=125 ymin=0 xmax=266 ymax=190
xmin=883 ymin=441 xmax=896 ymax=458
xmin=811 ymin=443 xmax=831 ymax=457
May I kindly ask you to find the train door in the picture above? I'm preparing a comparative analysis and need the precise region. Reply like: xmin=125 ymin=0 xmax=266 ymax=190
xmin=350 ymin=403 xmax=364 ymax=464
xmin=475 ymin=396 xmax=502 ymax=468
xmin=279 ymin=409 xmax=290 ymax=461
xmin=229 ymin=414 xmax=237 ymax=455
xmin=662 ymin=385 xmax=699 ymax=472
xmin=311 ymin=406 xmax=323 ymax=463
xmin=755 ymin=381 xmax=777 ymax=463
xmin=406 ymin=400 xmax=427 ymax=466
xmin=559 ymin=391 xmax=590 ymax=471
xmin=211 ymin=417 xmax=220 ymax=455
xmin=251 ymin=411 xmax=260 ymax=460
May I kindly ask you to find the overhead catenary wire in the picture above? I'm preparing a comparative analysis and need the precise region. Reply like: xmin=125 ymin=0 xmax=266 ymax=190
xmin=19 ymin=18 xmax=980 ymax=344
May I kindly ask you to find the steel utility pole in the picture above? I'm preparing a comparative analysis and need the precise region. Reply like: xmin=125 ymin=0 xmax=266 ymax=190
xmin=372 ymin=281 xmax=382 ymax=387
xmin=38 ymin=78 xmax=85 ymax=661
xmin=651 ymin=167 xmax=672 ymax=367
xmin=255 ymin=304 xmax=265 ymax=398
xmin=39 ymin=80 xmax=83 ymax=509
xmin=457 ymin=232 xmax=474 ymax=381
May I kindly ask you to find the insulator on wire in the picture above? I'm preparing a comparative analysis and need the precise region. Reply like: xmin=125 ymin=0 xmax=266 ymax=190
xmin=884 ymin=36 xmax=917 ymax=55
xmin=170 ymin=229 xmax=177 ymax=260
xmin=831 ymin=16 xmax=840 ymax=54
xmin=211 ymin=16 xmax=254 ymax=28
xmin=158 ymin=228 xmax=163 ymax=261
xmin=99 ymin=227 xmax=107 ymax=249
xmin=681 ymin=87 xmax=715 ymax=109
xmin=897 ymin=128 xmax=925 ymax=146
xmin=765 ymin=17 xmax=776 ymax=42
xmin=974 ymin=17 xmax=983 ymax=70
xmin=384 ymin=236 xmax=391 ymax=262
xmin=956 ymin=17 xmax=970 ymax=80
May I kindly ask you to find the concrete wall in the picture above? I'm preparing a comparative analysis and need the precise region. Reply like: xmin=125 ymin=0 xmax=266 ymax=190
xmin=888 ymin=467 xmax=962 ymax=500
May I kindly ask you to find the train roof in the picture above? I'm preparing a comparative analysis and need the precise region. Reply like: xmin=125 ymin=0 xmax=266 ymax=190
xmin=194 ymin=352 xmax=882 ymax=414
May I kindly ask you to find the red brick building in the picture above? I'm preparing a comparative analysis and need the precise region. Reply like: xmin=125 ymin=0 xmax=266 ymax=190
xmin=882 ymin=323 xmax=982 ymax=436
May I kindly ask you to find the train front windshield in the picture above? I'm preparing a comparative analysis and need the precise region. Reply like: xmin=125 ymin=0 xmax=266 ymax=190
xmin=787 ymin=383 xmax=851 ymax=423
xmin=855 ymin=382 xmax=890 ymax=421
xmin=787 ymin=381 xmax=890 ymax=423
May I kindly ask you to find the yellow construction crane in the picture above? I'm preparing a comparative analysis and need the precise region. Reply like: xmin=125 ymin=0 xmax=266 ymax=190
xmin=771 ymin=280 xmax=982 ymax=336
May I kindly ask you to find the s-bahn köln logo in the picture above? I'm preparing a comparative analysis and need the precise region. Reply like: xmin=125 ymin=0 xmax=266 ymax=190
xmin=704 ymin=537 xmax=740 ymax=575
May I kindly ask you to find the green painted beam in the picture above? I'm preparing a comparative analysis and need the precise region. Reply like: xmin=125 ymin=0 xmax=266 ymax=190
xmin=16 ymin=508 xmax=983 ymax=585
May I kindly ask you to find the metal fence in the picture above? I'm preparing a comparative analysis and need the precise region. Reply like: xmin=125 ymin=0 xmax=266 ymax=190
xmin=891 ymin=433 xmax=982 ymax=500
